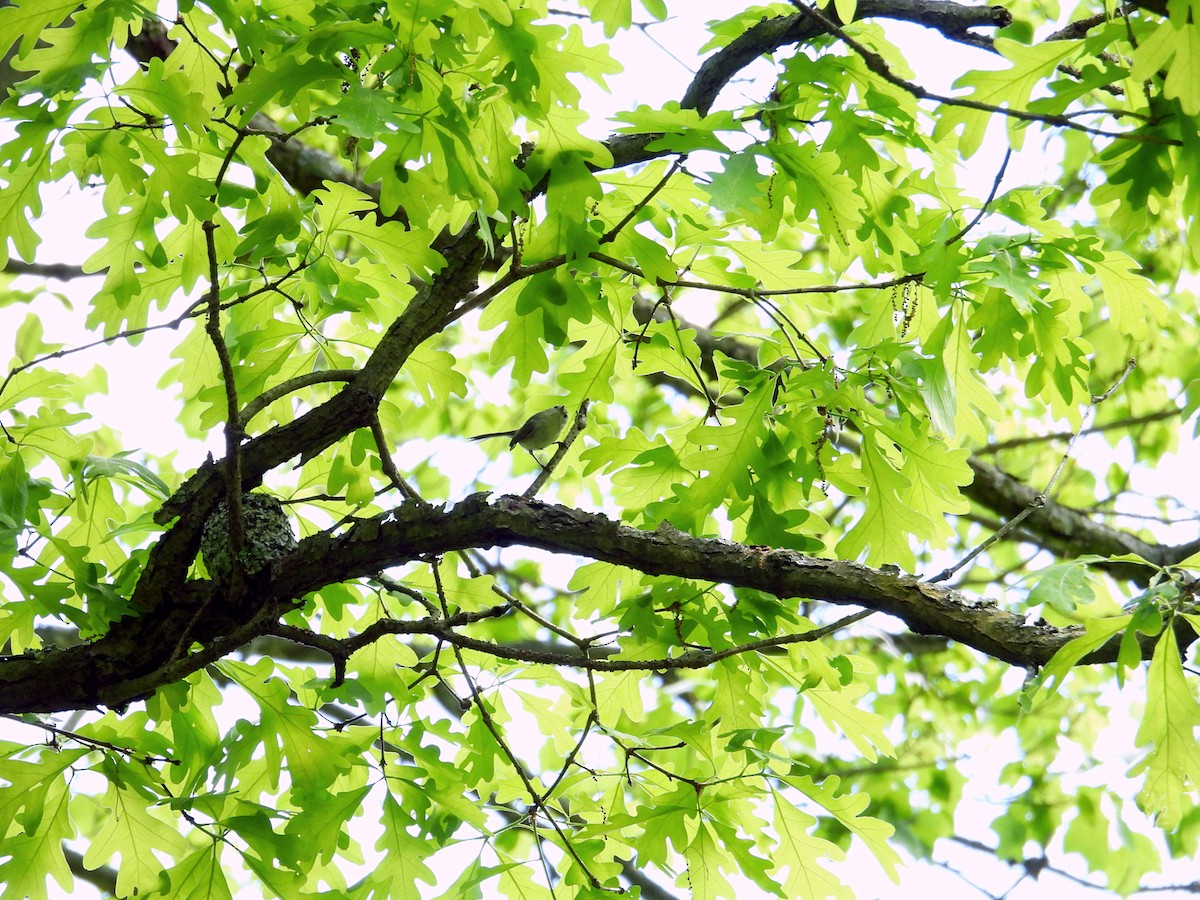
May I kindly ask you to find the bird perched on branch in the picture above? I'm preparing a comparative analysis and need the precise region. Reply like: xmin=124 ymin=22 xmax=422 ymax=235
xmin=470 ymin=405 xmax=569 ymax=465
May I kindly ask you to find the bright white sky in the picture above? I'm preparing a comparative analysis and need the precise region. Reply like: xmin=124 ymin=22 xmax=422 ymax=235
xmin=3 ymin=2 xmax=1199 ymax=898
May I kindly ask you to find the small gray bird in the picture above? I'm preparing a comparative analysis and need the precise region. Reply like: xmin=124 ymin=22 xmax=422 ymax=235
xmin=470 ymin=405 xmax=569 ymax=464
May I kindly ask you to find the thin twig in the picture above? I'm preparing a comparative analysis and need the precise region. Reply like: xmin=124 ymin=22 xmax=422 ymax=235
xmin=594 ymin=252 xmax=925 ymax=297
xmin=0 ymin=713 xmax=181 ymax=765
xmin=945 ymin=147 xmax=1011 ymax=246
xmin=368 ymin=413 xmax=424 ymax=502
xmin=202 ymin=127 xmax=259 ymax=592
xmin=542 ymin=710 xmax=598 ymax=802
xmin=374 ymin=573 xmax=440 ymax=617
xmin=0 ymin=259 xmax=311 ymax=421
xmin=434 ymin=565 xmax=621 ymax=894
xmin=447 ymin=161 xmax=685 ymax=328
xmin=980 ymin=407 xmax=1180 ymax=453
xmin=930 ymin=359 xmax=1138 ymax=583
xmin=600 ymin=155 xmax=685 ymax=245
xmin=202 ymin=219 xmax=245 ymax=580
xmin=2 ymin=260 xmax=89 ymax=279
xmin=751 ymin=291 xmax=827 ymax=363
xmin=273 ymin=603 xmax=879 ymax=674
xmin=631 ymin=292 xmax=722 ymax=411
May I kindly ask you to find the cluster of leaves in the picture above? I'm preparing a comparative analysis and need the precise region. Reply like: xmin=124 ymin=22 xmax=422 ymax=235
xmin=2 ymin=0 xmax=1200 ymax=897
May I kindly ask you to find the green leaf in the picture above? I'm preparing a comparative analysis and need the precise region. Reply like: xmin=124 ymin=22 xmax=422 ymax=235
xmin=806 ymin=679 xmax=896 ymax=763
xmin=159 ymin=846 xmax=234 ymax=900
xmin=683 ymin=820 xmax=739 ymax=900
xmin=83 ymin=782 xmax=191 ymax=895
xmin=613 ymin=102 xmax=738 ymax=153
xmin=1026 ymin=559 xmax=1098 ymax=615
xmin=0 ymin=145 xmax=52 ymax=267
xmin=832 ymin=420 xmax=969 ymax=569
xmin=221 ymin=659 xmax=356 ymax=803
xmin=789 ymin=774 xmax=902 ymax=881
xmin=771 ymin=789 xmax=851 ymax=900
xmin=1128 ymin=629 xmax=1200 ymax=829
xmin=313 ymin=182 xmax=444 ymax=280
xmin=0 ymin=771 xmax=75 ymax=900
xmin=1131 ymin=19 xmax=1200 ymax=115
xmin=935 ymin=38 xmax=1082 ymax=154
xmin=0 ymin=0 xmax=79 ymax=58
xmin=1026 ymin=616 xmax=1128 ymax=705
xmin=77 ymin=453 xmax=172 ymax=500
xmin=1082 ymin=249 xmax=1169 ymax=342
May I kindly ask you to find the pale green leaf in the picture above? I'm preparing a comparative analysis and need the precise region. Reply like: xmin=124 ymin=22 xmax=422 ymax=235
xmin=1128 ymin=630 xmax=1200 ymax=829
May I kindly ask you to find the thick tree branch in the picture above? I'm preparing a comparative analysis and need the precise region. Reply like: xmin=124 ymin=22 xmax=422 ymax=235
xmin=274 ymin=495 xmax=1176 ymax=670
xmin=687 ymin=0 xmax=1010 ymax=116
xmin=4 ymin=495 xmax=1187 ymax=714
xmin=2 ymin=259 xmax=90 ymax=280
xmin=980 ymin=408 xmax=1182 ymax=452
xmin=63 ymin=848 xmax=118 ymax=896
xmin=965 ymin=458 xmax=1200 ymax=573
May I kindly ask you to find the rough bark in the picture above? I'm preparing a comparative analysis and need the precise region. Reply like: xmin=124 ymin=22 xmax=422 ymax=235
xmin=4 ymin=494 xmax=1183 ymax=715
